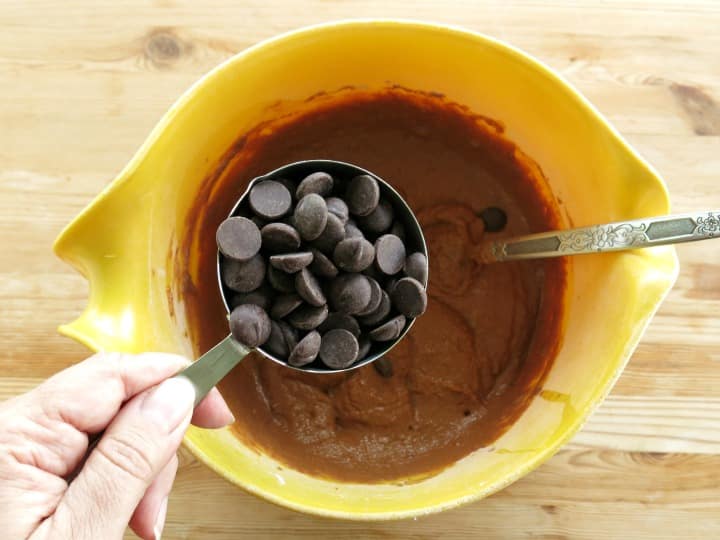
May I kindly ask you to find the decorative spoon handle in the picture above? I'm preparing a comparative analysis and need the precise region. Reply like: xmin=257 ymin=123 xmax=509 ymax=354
xmin=482 ymin=210 xmax=720 ymax=262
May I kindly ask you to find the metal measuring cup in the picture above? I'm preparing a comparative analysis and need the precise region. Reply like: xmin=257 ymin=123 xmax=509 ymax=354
xmin=176 ymin=160 xmax=428 ymax=405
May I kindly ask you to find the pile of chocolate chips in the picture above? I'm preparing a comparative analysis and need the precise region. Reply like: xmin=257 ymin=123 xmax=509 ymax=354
xmin=217 ymin=171 xmax=428 ymax=370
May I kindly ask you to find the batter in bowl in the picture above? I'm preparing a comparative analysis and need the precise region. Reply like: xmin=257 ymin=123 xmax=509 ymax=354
xmin=180 ymin=88 xmax=567 ymax=482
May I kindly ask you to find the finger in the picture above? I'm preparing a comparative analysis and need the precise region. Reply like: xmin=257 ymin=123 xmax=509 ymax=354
xmin=129 ymin=454 xmax=178 ymax=540
xmin=9 ymin=352 xmax=190 ymax=478
xmin=44 ymin=377 xmax=195 ymax=540
xmin=26 ymin=352 xmax=190 ymax=433
xmin=191 ymin=387 xmax=235 ymax=428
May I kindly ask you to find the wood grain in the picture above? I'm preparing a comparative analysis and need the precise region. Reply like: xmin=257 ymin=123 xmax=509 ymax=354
xmin=1 ymin=1 xmax=719 ymax=538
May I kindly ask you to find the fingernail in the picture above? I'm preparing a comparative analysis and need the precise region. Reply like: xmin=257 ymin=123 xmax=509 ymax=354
xmin=221 ymin=405 xmax=236 ymax=426
xmin=141 ymin=378 xmax=195 ymax=433
xmin=154 ymin=496 xmax=168 ymax=540
xmin=209 ymin=388 xmax=236 ymax=426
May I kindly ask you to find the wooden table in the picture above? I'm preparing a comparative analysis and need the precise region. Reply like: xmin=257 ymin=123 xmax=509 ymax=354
xmin=2 ymin=1 xmax=719 ymax=538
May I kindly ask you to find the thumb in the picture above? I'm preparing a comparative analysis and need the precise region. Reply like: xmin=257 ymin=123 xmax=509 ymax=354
xmin=49 ymin=377 xmax=195 ymax=540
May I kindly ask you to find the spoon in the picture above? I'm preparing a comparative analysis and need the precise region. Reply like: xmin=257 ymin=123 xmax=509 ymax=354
xmin=479 ymin=210 xmax=720 ymax=263
xmin=175 ymin=160 xmax=428 ymax=406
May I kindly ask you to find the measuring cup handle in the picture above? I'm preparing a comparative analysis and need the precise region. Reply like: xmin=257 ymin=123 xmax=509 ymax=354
xmin=174 ymin=335 xmax=250 ymax=407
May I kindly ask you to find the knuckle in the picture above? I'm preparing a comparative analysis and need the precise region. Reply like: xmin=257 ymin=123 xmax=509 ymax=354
xmin=91 ymin=351 xmax=126 ymax=379
xmin=95 ymin=429 xmax=157 ymax=483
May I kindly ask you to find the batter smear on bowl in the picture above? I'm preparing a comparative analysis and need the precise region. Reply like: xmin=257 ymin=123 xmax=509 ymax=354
xmin=181 ymin=88 xmax=568 ymax=483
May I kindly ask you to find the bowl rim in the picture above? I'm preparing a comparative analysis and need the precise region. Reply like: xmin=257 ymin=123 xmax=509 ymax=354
xmin=54 ymin=18 xmax=680 ymax=521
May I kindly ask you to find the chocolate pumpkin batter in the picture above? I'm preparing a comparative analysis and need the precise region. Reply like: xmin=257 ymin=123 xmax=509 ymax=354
xmin=179 ymin=88 xmax=567 ymax=483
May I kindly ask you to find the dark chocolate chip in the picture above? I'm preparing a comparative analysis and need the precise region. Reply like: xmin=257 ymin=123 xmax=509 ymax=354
xmin=229 ymin=304 xmax=271 ymax=348
xmin=269 ymin=251 xmax=313 ymax=273
xmin=265 ymin=320 xmax=290 ymax=358
xmin=275 ymin=177 xmax=297 ymax=201
xmin=404 ymin=252 xmax=428 ymax=285
xmin=356 ymin=337 xmax=372 ymax=363
xmin=390 ymin=277 xmax=428 ymax=318
xmin=478 ymin=207 xmax=507 ymax=232
xmin=216 ymin=217 xmax=261 ymax=262
xmin=344 ymin=220 xmax=364 ymax=239
xmin=229 ymin=284 xmax=273 ymax=311
xmin=319 ymin=329 xmax=359 ymax=369
xmin=329 ymin=273 xmax=372 ymax=315
xmin=295 ymin=267 xmax=326 ymax=307
xmin=389 ymin=220 xmax=405 ymax=240
xmin=311 ymin=213 xmax=345 ymax=254
xmin=287 ymin=303 xmax=329 ymax=330
xmin=347 ymin=174 xmax=380 ymax=216
xmin=369 ymin=314 xmax=406 ymax=341
xmin=267 ymin=264 xmax=295 ymax=293
xmin=318 ymin=312 xmax=361 ymax=337
xmin=309 ymin=248 xmax=339 ymax=279
xmin=333 ymin=237 xmax=375 ymax=272
xmin=373 ymin=357 xmax=394 ymax=378
xmin=326 ymin=197 xmax=349 ymax=224
xmin=296 ymin=172 xmax=334 ymax=199
xmin=270 ymin=293 xmax=303 ymax=319
xmin=288 ymin=330 xmax=322 ymax=367
xmin=356 ymin=277 xmax=382 ymax=316
xmin=221 ymin=254 xmax=266 ymax=293
xmin=357 ymin=199 xmax=394 ymax=234
xmin=358 ymin=290 xmax=391 ymax=326
xmin=248 ymin=180 xmax=292 ymax=219
xmin=261 ymin=223 xmax=301 ymax=253
xmin=293 ymin=193 xmax=328 ymax=241
xmin=385 ymin=277 xmax=399 ymax=295
xmin=279 ymin=320 xmax=298 ymax=352
xmin=374 ymin=234 xmax=406 ymax=275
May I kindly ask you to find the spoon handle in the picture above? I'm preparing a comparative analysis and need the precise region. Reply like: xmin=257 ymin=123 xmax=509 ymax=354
xmin=482 ymin=210 xmax=720 ymax=262
xmin=175 ymin=335 xmax=250 ymax=406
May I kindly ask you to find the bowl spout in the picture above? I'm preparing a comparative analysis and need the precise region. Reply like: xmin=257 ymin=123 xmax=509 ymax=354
xmin=53 ymin=173 xmax=178 ymax=353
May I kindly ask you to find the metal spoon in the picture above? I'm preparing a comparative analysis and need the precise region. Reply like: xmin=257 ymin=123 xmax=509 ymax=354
xmin=175 ymin=160 xmax=428 ymax=405
xmin=479 ymin=210 xmax=720 ymax=263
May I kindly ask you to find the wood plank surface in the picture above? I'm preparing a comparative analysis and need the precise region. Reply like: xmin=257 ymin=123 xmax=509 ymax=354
xmin=1 ymin=1 xmax=718 ymax=538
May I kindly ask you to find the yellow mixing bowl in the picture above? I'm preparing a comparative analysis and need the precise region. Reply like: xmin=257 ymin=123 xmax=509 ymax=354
xmin=53 ymin=20 xmax=678 ymax=519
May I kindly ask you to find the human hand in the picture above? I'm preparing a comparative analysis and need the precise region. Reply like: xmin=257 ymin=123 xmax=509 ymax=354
xmin=0 ymin=352 xmax=235 ymax=540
